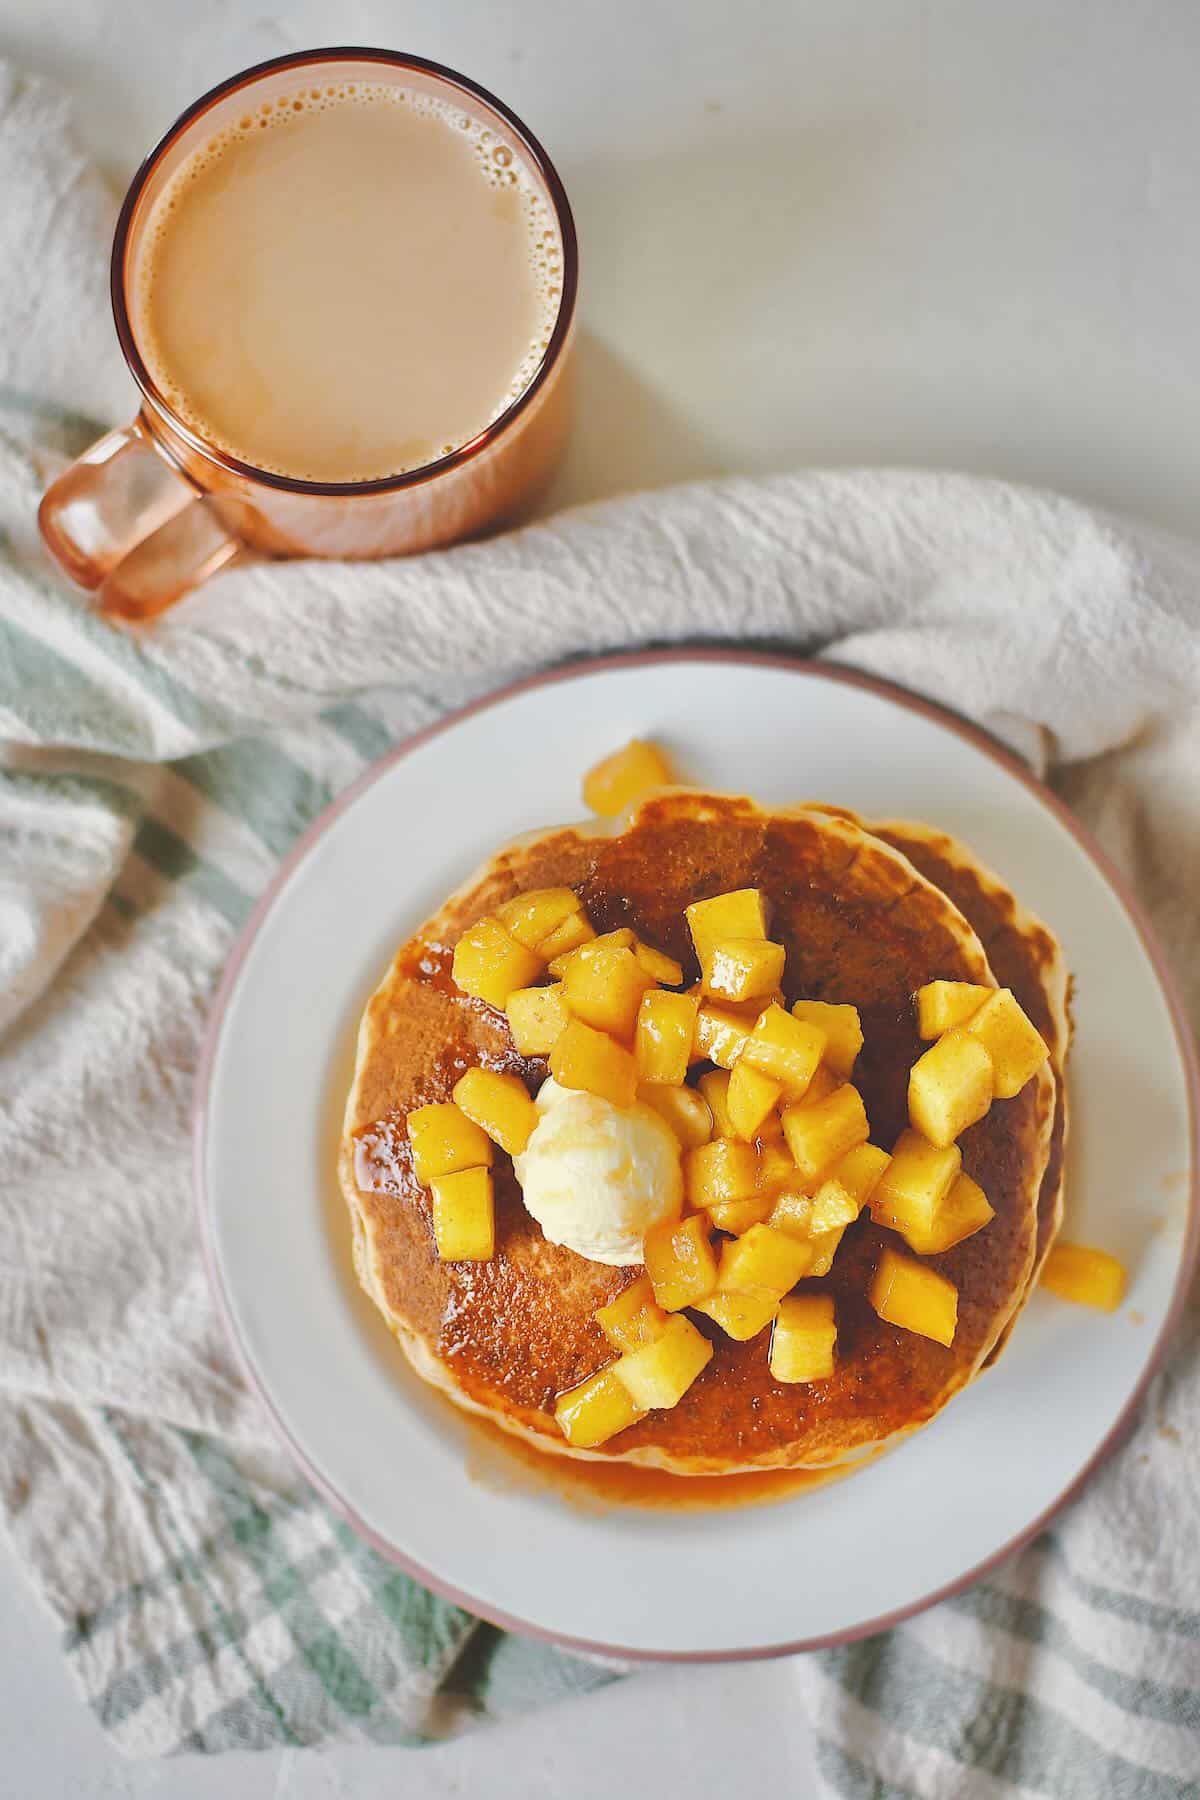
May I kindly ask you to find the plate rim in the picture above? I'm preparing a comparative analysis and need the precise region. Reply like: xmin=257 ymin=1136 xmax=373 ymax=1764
xmin=193 ymin=648 xmax=1200 ymax=1663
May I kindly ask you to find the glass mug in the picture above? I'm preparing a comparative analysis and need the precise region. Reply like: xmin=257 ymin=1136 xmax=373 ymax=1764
xmin=39 ymin=48 xmax=578 ymax=622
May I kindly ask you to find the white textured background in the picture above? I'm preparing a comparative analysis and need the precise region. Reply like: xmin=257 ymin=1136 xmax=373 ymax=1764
xmin=3 ymin=0 xmax=1200 ymax=1793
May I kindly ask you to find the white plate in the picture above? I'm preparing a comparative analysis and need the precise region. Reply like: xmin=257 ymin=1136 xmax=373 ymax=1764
xmin=195 ymin=653 xmax=1198 ymax=1660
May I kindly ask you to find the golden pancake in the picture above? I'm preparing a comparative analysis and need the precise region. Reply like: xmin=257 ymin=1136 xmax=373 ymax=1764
xmin=340 ymin=792 xmax=1052 ymax=1473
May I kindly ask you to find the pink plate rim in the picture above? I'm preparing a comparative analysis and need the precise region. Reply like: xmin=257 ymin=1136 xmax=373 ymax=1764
xmin=192 ymin=648 xmax=1200 ymax=1664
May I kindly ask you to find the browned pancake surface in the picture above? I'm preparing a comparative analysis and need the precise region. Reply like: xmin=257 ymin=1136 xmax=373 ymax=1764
xmin=344 ymin=794 xmax=1048 ymax=1469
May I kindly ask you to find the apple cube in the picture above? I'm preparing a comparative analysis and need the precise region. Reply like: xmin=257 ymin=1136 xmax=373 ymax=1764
xmin=916 ymin=980 xmax=992 ymax=1039
xmin=707 ymin=1193 xmax=775 ymax=1234
xmin=562 ymin=943 xmax=654 ymax=1041
xmin=1040 ymin=1242 xmax=1127 ymax=1312
xmin=717 ymin=1223 xmax=815 ymax=1296
xmin=451 ymin=917 xmax=543 ymax=1009
xmin=684 ymin=1138 xmax=760 ymax=1210
xmin=594 ymin=1273 xmax=670 ymax=1351
xmin=741 ymin=1004 xmax=826 ymax=1094
xmin=825 ymin=1143 xmax=891 ymax=1210
xmin=613 ymin=1313 xmax=713 ymax=1410
xmin=726 ymin=1059 xmax=784 ymax=1139
xmin=505 ymin=983 xmax=570 ymax=1057
xmin=756 ymin=1141 xmax=797 ymax=1195
xmin=637 ymin=1081 xmax=714 ymax=1149
xmin=632 ymin=939 xmax=685 ymax=986
xmin=635 ymin=988 xmax=700 ymax=1086
xmin=537 ymin=910 xmax=597 ymax=963
xmin=808 ymin=1180 xmax=861 ymax=1234
xmin=407 ymin=1102 xmax=493 ymax=1185
xmin=451 ymin=1067 xmax=539 ymax=1156
xmin=965 ymin=988 xmax=1050 ymax=1098
xmin=549 ymin=1018 xmax=638 ymax=1109
xmin=900 ymin=1171 xmax=995 ymax=1256
xmin=643 ymin=1213 xmax=719 ymax=1312
xmin=908 ymin=1028 xmax=994 ymax=1149
xmin=781 ymin=1084 xmax=869 ymax=1186
xmin=495 ymin=886 xmax=584 ymax=952
xmin=547 ymin=927 xmax=635 ymax=981
xmin=693 ymin=1002 xmax=754 ymax=1070
xmin=768 ymin=1185 xmax=815 ymax=1239
xmin=790 ymin=1001 xmax=864 ymax=1078
xmin=704 ymin=937 xmax=787 ymax=1003
xmin=583 ymin=738 xmax=675 ymax=817
xmin=686 ymin=888 xmax=770 ymax=970
xmin=770 ymin=1294 xmax=837 ymax=1382
xmin=430 ymin=1167 xmax=495 ymax=1260
xmin=807 ymin=1226 xmax=849 ymax=1277
xmin=693 ymin=1290 xmax=780 ymax=1341
xmin=869 ymin=1246 xmax=958 ymax=1346
xmin=789 ymin=1061 xmax=840 ymax=1109
xmin=869 ymin=1130 xmax=961 ymax=1238
xmin=555 ymin=1366 xmax=644 ymax=1448
xmin=698 ymin=1068 xmax=736 ymax=1137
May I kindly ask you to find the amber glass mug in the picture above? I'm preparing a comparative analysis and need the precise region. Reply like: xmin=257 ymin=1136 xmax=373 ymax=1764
xmin=38 ymin=48 xmax=578 ymax=621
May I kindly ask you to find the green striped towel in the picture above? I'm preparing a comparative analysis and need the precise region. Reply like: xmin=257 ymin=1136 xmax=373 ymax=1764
xmin=1 ymin=62 xmax=1199 ymax=1791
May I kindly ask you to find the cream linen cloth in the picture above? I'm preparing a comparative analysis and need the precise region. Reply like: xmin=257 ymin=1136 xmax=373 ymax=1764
xmin=2 ymin=62 xmax=1199 ymax=1795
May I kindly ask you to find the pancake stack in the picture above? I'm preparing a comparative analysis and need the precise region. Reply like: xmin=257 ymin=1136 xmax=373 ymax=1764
xmin=340 ymin=791 xmax=1067 ymax=1476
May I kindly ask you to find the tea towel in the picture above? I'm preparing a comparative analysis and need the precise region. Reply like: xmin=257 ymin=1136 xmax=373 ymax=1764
xmin=2 ymin=61 xmax=1199 ymax=1794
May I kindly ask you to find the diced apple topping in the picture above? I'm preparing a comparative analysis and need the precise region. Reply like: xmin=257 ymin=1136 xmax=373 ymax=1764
xmin=635 ymin=988 xmax=700 ymax=1086
xmin=965 ymin=989 xmax=1050 ymax=1098
xmin=790 ymin=1001 xmax=864 ymax=1078
xmin=698 ymin=1068 xmax=736 ymax=1137
xmin=869 ymin=1246 xmax=958 ymax=1345
xmin=705 ymin=937 xmax=787 ymax=1004
xmin=594 ymin=1273 xmax=670 ymax=1351
xmin=637 ymin=1081 xmax=714 ymax=1149
xmin=694 ymin=1224 xmax=814 ymax=1340
xmin=916 ymin=980 xmax=992 ymax=1039
xmin=693 ymin=1002 xmax=755 ymax=1069
xmin=495 ymin=886 xmax=584 ymax=952
xmin=768 ymin=1183 xmax=816 ymax=1241
xmin=632 ymin=939 xmax=684 ymax=986
xmin=869 ymin=1129 xmax=961 ymax=1240
xmin=505 ymin=983 xmax=569 ymax=1057
xmin=770 ymin=1294 xmax=837 ymax=1383
xmin=781 ymin=1084 xmax=869 ymax=1186
xmin=756 ymin=1140 xmax=797 ymax=1196
xmin=823 ymin=1143 xmax=891 ymax=1212
xmin=547 ymin=926 xmax=636 ymax=981
xmin=1040 ymin=1242 xmax=1127 ymax=1312
xmin=451 ymin=1067 xmax=539 ymax=1157
xmin=726 ymin=1058 xmax=784 ymax=1139
xmin=643 ymin=1213 xmax=719 ymax=1312
xmin=707 ymin=1194 xmax=776 ymax=1235
xmin=549 ymin=1017 xmax=638 ymax=1109
xmin=741 ymin=1003 xmax=826 ymax=1095
xmin=898 ymin=1171 xmax=995 ymax=1256
xmin=684 ymin=1138 xmax=760 ymax=1211
xmin=406 ymin=1101 xmax=494 ymax=1185
xmin=537 ymin=910 xmax=597 ymax=962
xmin=430 ymin=1167 xmax=495 ymax=1260
xmin=908 ymin=1028 xmax=994 ymax=1149
xmin=451 ymin=917 xmax=543 ymax=1010
xmin=555 ymin=1366 xmax=645 ymax=1448
xmin=562 ymin=942 xmax=654 ymax=1040
xmin=583 ymin=738 xmax=675 ymax=817
xmin=686 ymin=888 xmax=770 ymax=970
xmin=612 ymin=1313 xmax=713 ymax=1410
xmin=807 ymin=1227 xmax=849 ymax=1278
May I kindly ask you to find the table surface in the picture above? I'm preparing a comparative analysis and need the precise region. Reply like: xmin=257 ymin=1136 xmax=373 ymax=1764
xmin=4 ymin=0 xmax=1199 ymax=1791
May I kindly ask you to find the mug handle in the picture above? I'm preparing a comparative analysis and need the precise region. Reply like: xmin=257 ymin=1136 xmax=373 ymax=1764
xmin=38 ymin=415 xmax=244 ymax=622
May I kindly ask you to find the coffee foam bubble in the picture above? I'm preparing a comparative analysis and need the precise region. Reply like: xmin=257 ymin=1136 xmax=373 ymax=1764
xmin=135 ymin=80 xmax=565 ymax=475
